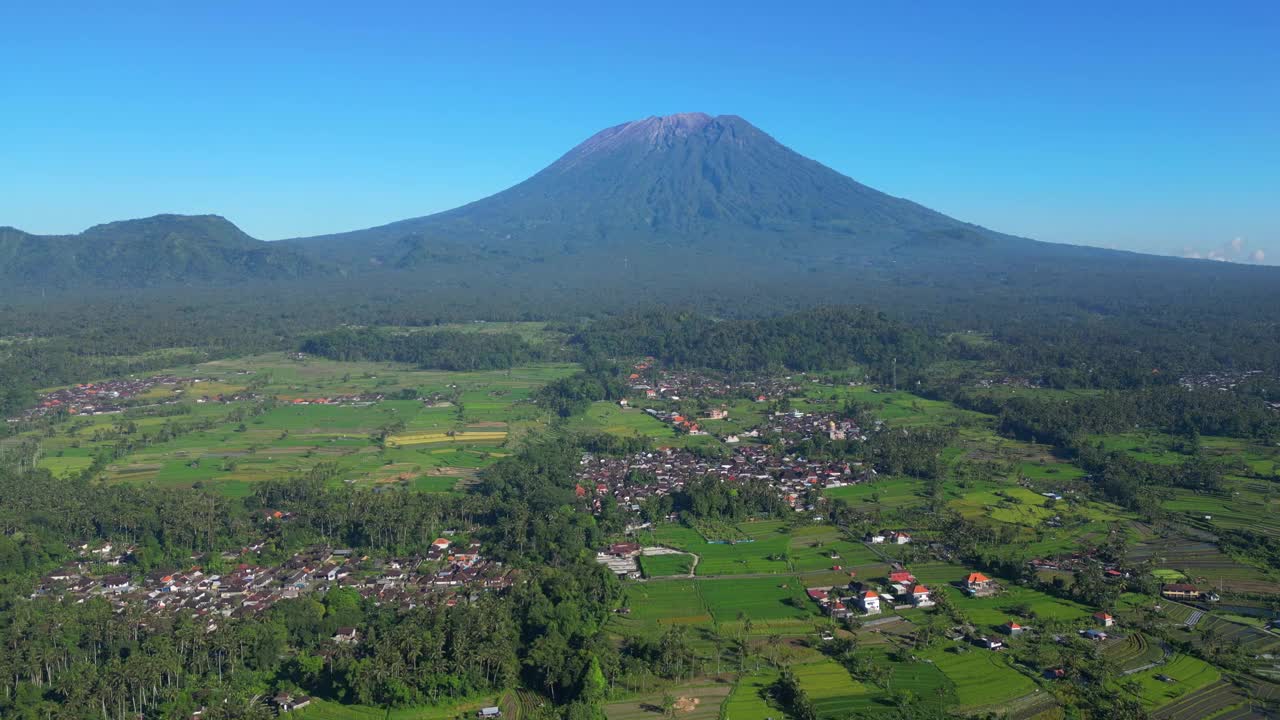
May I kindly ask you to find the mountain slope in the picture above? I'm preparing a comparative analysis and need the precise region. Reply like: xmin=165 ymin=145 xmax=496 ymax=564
xmin=0 ymin=215 xmax=318 ymax=289
xmin=280 ymin=113 xmax=1280 ymax=322
xmin=292 ymin=113 xmax=1022 ymax=267
xmin=2 ymin=113 xmax=1276 ymax=312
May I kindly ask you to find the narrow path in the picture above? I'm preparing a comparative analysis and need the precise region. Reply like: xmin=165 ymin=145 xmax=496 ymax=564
xmin=1122 ymin=638 xmax=1174 ymax=676
xmin=644 ymin=567 xmax=843 ymax=582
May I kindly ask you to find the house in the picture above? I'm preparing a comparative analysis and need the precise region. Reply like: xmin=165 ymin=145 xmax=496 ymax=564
xmin=829 ymin=600 xmax=850 ymax=619
xmin=102 ymin=575 xmax=132 ymax=593
xmin=859 ymin=590 xmax=881 ymax=615
xmin=702 ymin=408 xmax=729 ymax=420
xmin=273 ymin=694 xmax=313 ymax=712
xmin=609 ymin=543 xmax=642 ymax=558
xmin=1161 ymin=583 xmax=1199 ymax=600
xmin=867 ymin=533 xmax=887 ymax=544
xmin=1002 ymin=621 xmax=1025 ymax=635
xmin=1093 ymin=611 xmax=1115 ymax=627
xmin=333 ymin=627 xmax=359 ymax=645
xmin=1043 ymin=668 xmax=1066 ymax=680
xmin=975 ymin=637 xmax=1003 ymax=650
xmin=477 ymin=707 xmax=502 ymax=719
xmin=806 ymin=588 xmax=830 ymax=603
xmin=1082 ymin=628 xmax=1108 ymax=641
xmin=891 ymin=532 xmax=912 ymax=545
xmin=888 ymin=571 xmax=915 ymax=584
xmin=963 ymin=572 xmax=997 ymax=596
xmin=431 ymin=538 xmax=452 ymax=551
xmin=911 ymin=585 xmax=933 ymax=607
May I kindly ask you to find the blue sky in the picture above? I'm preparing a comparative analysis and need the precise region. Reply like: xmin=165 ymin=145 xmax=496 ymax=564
xmin=2 ymin=1 xmax=1276 ymax=263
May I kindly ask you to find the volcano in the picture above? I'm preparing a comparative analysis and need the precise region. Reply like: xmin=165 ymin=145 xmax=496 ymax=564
xmin=293 ymin=112 xmax=1028 ymax=269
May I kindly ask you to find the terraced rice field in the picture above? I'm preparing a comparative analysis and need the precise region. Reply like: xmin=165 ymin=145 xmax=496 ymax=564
xmin=385 ymin=430 xmax=508 ymax=447
xmin=1131 ymin=538 xmax=1280 ymax=594
xmin=604 ymin=682 xmax=732 ymax=720
xmin=1120 ymin=654 xmax=1221 ymax=709
xmin=917 ymin=645 xmax=1037 ymax=709
xmin=1103 ymin=632 xmax=1167 ymax=671
xmin=722 ymin=670 xmax=784 ymax=720
xmin=1151 ymin=680 xmax=1254 ymax=720
xmin=792 ymin=659 xmax=872 ymax=718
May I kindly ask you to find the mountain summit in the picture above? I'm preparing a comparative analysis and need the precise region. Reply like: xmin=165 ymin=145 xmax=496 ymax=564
xmin=0 ymin=214 xmax=315 ymax=289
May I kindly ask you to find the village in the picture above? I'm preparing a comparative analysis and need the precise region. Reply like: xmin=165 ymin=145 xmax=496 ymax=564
xmin=625 ymin=364 xmax=806 ymax=402
xmin=6 ymin=374 xmax=210 ymax=422
xmin=576 ymin=444 xmax=876 ymax=516
xmin=29 ymin=533 xmax=517 ymax=625
xmin=577 ymin=399 xmax=876 ymax=515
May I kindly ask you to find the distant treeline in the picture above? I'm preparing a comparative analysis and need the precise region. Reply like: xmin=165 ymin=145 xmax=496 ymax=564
xmin=572 ymin=307 xmax=938 ymax=376
xmin=943 ymin=385 xmax=1280 ymax=446
xmin=299 ymin=327 xmax=548 ymax=371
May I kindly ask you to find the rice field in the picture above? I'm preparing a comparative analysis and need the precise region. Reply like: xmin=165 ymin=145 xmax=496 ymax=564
xmin=916 ymin=645 xmax=1037 ymax=709
xmin=604 ymin=681 xmax=731 ymax=720
xmin=792 ymin=659 xmax=872 ymax=719
xmin=722 ymin=670 xmax=784 ymax=720
xmin=639 ymin=553 xmax=695 ymax=577
xmin=385 ymin=430 xmax=508 ymax=447
xmin=1116 ymin=654 xmax=1221 ymax=709
xmin=13 ymin=354 xmax=579 ymax=495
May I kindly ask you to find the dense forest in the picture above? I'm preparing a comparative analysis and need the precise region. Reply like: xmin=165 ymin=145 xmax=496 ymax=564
xmin=300 ymin=327 xmax=550 ymax=371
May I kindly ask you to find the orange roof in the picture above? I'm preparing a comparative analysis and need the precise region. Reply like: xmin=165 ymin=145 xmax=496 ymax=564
xmin=862 ymin=590 xmax=879 ymax=598
xmin=967 ymin=572 xmax=990 ymax=583
xmin=1094 ymin=611 xmax=1113 ymax=619
xmin=912 ymin=585 xmax=929 ymax=594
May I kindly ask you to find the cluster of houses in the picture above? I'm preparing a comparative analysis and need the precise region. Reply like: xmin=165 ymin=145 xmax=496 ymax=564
xmin=8 ymin=375 xmax=209 ymax=422
xmin=642 ymin=408 xmax=710 ymax=435
xmin=971 ymin=376 xmax=1041 ymax=390
xmin=867 ymin=530 xmax=913 ymax=545
xmin=1027 ymin=549 xmax=1130 ymax=580
xmin=1177 ymin=369 xmax=1266 ymax=393
xmin=755 ymin=410 xmax=870 ymax=443
xmin=625 ymin=368 xmax=802 ymax=402
xmin=576 ymin=445 xmax=878 ymax=515
xmin=807 ymin=568 xmax=936 ymax=619
xmin=30 ymin=538 xmax=517 ymax=623
xmin=1176 ymin=371 xmax=1280 ymax=410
